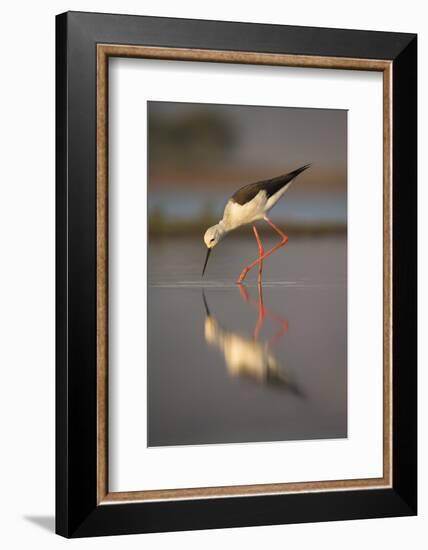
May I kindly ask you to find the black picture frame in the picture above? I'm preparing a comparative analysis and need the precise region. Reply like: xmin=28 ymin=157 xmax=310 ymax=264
xmin=56 ymin=11 xmax=417 ymax=538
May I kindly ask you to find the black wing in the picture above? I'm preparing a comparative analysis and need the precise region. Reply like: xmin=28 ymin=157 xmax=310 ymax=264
xmin=231 ymin=164 xmax=311 ymax=206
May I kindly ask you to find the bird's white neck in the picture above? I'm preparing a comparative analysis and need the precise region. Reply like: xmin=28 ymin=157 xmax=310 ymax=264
xmin=218 ymin=219 xmax=231 ymax=234
xmin=216 ymin=220 xmax=229 ymax=237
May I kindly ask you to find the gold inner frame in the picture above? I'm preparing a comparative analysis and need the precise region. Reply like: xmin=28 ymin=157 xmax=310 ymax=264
xmin=96 ymin=44 xmax=393 ymax=505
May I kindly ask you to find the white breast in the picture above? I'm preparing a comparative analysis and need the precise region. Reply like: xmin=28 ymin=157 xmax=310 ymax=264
xmin=221 ymin=191 xmax=268 ymax=230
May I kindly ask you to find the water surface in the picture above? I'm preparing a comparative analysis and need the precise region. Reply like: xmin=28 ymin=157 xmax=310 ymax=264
xmin=148 ymin=235 xmax=347 ymax=446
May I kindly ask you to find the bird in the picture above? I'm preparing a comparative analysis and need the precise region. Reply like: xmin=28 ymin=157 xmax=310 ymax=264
xmin=202 ymin=289 xmax=302 ymax=395
xmin=202 ymin=164 xmax=311 ymax=283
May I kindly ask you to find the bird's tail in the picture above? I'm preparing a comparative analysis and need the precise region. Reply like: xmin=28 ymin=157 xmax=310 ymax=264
xmin=289 ymin=163 xmax=311 ymax=179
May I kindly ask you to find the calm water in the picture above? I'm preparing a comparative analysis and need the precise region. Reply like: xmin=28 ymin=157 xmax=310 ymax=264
xmin=148 ymin=234 xmax=347 ymax=446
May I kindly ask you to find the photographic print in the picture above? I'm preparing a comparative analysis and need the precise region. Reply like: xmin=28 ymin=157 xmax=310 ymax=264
xmin=147 ymin=101 xmax=347 ymax=447
xmin=57 ymin=14 xmax=417 ymax=536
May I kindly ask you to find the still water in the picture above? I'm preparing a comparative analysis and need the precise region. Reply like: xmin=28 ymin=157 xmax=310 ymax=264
xmin=148 ymin=234 xmax=347 ymax=446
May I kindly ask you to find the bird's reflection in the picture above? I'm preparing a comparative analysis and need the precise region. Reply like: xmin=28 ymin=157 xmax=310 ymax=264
xmin=203 ymin=285 xmax=302 ymax=395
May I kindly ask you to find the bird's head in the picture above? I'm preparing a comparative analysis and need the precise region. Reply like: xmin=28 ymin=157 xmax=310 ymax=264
xmin=203 ymin=224 xmax=224 ymax=249
xmin=202 ymin=224 xmax=226 ymax=277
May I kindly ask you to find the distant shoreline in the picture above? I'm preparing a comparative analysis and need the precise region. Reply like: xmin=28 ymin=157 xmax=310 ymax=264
xmin=149 ymin=220 xmax=347 ymax=238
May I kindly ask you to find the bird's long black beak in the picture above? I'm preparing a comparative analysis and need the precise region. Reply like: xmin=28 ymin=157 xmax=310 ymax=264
xmin=202 ymin=291 xmax=211 ymax=316
xmin=202 ymin=248 xmax=212 ymax=277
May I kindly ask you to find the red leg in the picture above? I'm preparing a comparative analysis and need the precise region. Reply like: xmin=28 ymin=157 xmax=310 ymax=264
xmin=268 ymin=320 xmax=289 ymax=348
xmin=238 ymin=283 xmax=250 ymax=303
xmin=238 ymin=283 xmax=288 ymax=347
xmin=252 ymin=225 xmax=264 ymax=284
xmin=242 ymin=292 xmax=288 ymax=331
xmin=253 ymin=282 xmax=265 ymax=339
xmin=237 ymin=217 xmax=289 ymax=283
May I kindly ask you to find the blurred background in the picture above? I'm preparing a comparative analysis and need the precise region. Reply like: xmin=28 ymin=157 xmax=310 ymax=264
xmin=148 ymin=101 xmax=347 ymax=237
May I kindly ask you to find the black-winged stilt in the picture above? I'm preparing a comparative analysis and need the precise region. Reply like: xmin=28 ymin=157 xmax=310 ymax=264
xmin=202 ymin=288 xmax=301 ymax=394
xmin=202 ymin=164 xmax=311 ymax=283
